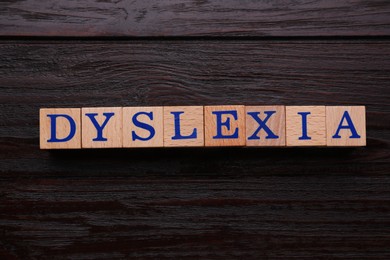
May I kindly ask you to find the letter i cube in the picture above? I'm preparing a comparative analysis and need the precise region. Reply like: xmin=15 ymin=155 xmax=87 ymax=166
xmin=286 ymin=106 xmax=326 ymax=146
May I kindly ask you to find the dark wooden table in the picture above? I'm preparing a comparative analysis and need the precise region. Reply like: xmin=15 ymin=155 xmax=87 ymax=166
xmin=1 ymin=1 xmax=390 ymax=259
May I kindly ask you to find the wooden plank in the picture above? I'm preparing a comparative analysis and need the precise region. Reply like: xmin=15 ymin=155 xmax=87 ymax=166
xmin=1 ymin=176 xmax=390 ymax=259
xmin=1 ymin=0 xmax=390 ymax=37
xmin=0 ymin=40 xmax=389 ymax=258
xmin=0 ymin=40 xmax=389 ymax=169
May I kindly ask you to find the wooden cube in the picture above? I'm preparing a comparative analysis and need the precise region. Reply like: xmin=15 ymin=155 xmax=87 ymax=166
xmin=204 ymin=105 xmax=245 ymax=147
xmin=246 ymin=106 xmax=286 ymax=146
xmin=123 ymin=107 xmax=163 ymax=148
xmin=40 ymin=108 xmax=81 ymax=149
xmin=326 ymin=106 xmax=366 ymax=146
xmin=164 ymin=106 xmax=204 ymax=147
xmin=82 ymin=107 xmax=122 ymax=148
xmin=286 ymin=106 xmax=326 ymax=146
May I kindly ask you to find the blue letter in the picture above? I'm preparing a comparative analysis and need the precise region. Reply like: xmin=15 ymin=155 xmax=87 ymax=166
xmin=47 ymin=114 xmax=76 ymax=142
xmin=298 ymin=112 xmax=311 ymax=140
xmin=131 ymin=111 xmax=156 ymax=141
xmin=171 ymin=111 xmax=197 ymax=140
xmin=247 ymin=111 xmax=279 ymax=140
xmin=85 ymin=112 xmax=115 ymax=141
xmin=213 ymin=110 xmax=239 ymax=139
xmin=332 ymin=111 xmax=361 ymax=139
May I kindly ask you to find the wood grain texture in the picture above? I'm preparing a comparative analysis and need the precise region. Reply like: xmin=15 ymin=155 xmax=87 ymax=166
xmin=0 ymin=41 xmax=390 ymax=259
xmin=1 ymin=176 xmax=390 ymax=259
xmin=1 ymin=0 xmax=390 ymax=37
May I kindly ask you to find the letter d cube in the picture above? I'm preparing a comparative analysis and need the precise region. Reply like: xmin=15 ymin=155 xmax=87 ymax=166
xmin=40 ymin=108 xmax=81 ymax=149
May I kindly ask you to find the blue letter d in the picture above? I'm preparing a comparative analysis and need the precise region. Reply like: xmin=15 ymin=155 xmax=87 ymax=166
xmin=47 ymin=114 xmax=76 ymax=142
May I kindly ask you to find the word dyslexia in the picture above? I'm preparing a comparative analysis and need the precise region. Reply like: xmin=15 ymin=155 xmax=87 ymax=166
xmin=40 ymin=105 xmax=366 ymax=149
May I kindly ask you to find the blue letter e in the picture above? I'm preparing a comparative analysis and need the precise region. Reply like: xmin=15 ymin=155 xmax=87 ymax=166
xmin=213 ymin=110 xmax=239 ymax=139
xmin=47 ymin=114 xmax=76 ymax=142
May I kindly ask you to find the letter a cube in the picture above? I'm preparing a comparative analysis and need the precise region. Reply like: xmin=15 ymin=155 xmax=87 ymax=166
xmin=326 ymin=106 xmax=366 ymax=146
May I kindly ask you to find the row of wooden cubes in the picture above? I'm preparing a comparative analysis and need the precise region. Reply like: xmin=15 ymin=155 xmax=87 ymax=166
xmin=40 ymin=106 xmax=366 ymax=149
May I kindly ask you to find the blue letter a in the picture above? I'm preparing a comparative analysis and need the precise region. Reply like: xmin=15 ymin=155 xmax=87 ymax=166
xmin=332 ymin=111 xmax=360 ymax=139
